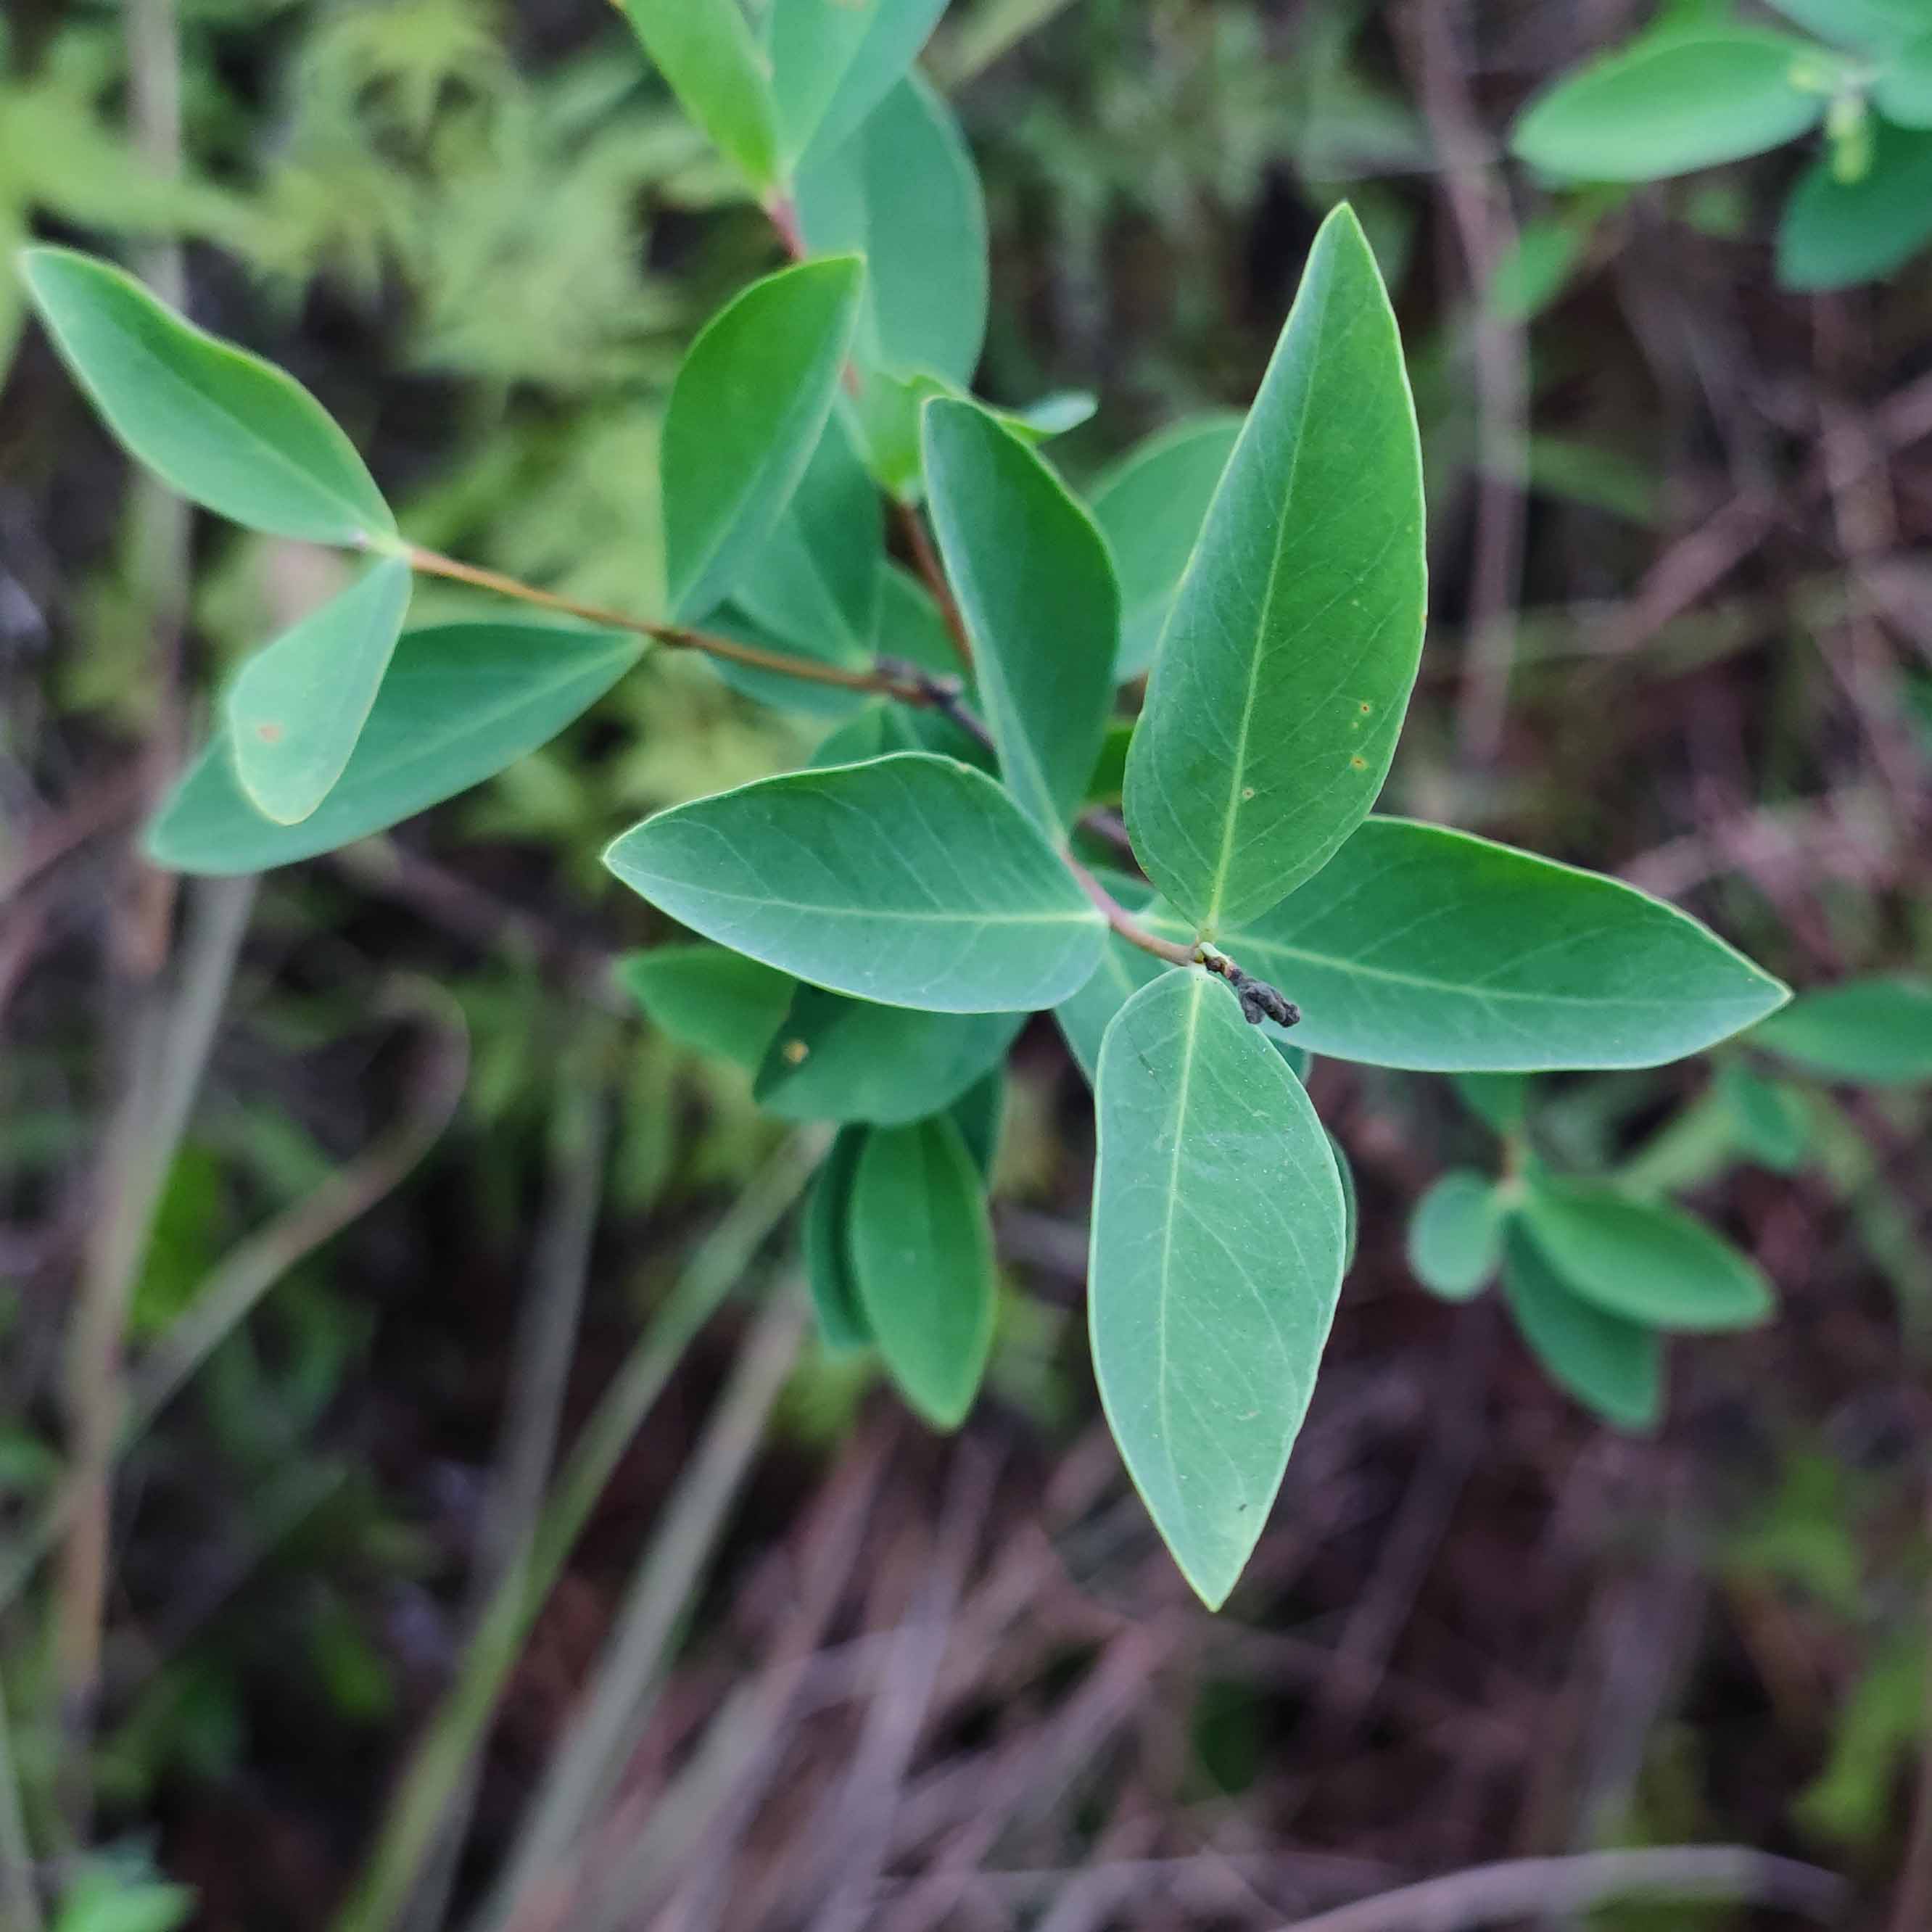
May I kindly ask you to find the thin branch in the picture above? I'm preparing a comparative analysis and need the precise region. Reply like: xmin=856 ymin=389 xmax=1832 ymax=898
xmin=893 ymin=503 xmax=975 ymax=672
xmin=403 ymin=546 xmax=933 ymax=706
xmin=1271 ymin=1845 xmax=1847 ymax=1932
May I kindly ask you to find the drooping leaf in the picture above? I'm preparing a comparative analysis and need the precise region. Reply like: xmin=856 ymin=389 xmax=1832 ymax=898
xmin=147 ymin=624 xmax=640 ymax=875
xmin=1751 ymin=975 xmax=1932 ymax=1084
xmin=1089 ymin=968 xmax=1347 ymax=1609
xmin=225 ymin=556 xmax=413 ymax=825
xmin=804 ymin=1127 xmax=872 ymax=1351
xmin=1142 ymin=817 xmax=1788 ymax=1071
xmin=1408 ymin=1171 xmax=1505 ymax=1300
xmin=849 ymin=1113 xmax=996 ymax=1429
xmin=1508 ymin=30 xmax=1830 ymax=182
xmin=1778 ymin=124 xmax=1932 ymax=289
xmin=1518 ymin=1178 xmax=1773 ymax=1332
xmin=1123 ymin=205 xmax=1426 ymax=935
xmin=1764 ymin=0 xmax=1926 ymax=51
xmin=922 ymin=397 xmax=1119 ymax=833
xmin=617 ymin=946 xmax=796 ymax=1071
xmin=662 ymin=256 xmax=864 ymax=622
xmin=754 ymin=984 xmax=1024 ymax=1123
xmin=20 ymin=246 xmax=394 ymax=545
xmin=1088 ymin=413 xmax=1242 ymax=681
xmin=1503 ymin=1225 xmax=1664 ymax=1432
xmin=617 ymin=0 xmax=781 ymax=193
xmin=1877 ymin=32 xmax=1932 ymax=124
xmin=1717 ymin=1065 xmax=1812 ymax=1173
xmin=603 ymin=752 xmax=1105 ymax=1013
xmin=795 ymin=75 xmax=987 ymax=387
xmin=767 ymin=0 xmax=951 ymax=165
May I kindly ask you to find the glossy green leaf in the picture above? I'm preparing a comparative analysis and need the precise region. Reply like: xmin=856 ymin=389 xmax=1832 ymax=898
xmin=617 ymin=0 xmax=781 ymax=192
xmin=809 ymin=698 xmax=992 ymax=774
xmin=1408 ymin=1171 xmax=1504 ymax=1300
xmin=872 ymin=560 xmax=964 ymax=678
xmin=1878 ymin=33 xmax=1932 ymax=124
xmin=1090 ymin=968 xmax=1347 ymax=1609
xmin=1778 ymin=124 xmax=1932 ymax=289
xmin=1089 ymin=413 xmax=1242 ymax=681
xmin=767 ymin=0 xmax=950 ymax=165
xmin=804 ymin=1128 xmax=872 ymax=1351
xmin=701 ymin=606 xmax=871 ymax=719
xmin=603 ymin=752 xmax=1105 ymax=1013
xmin=20 ymin=246 xmax=394 ymax=545
xmin=997 ymin=392 xmax=1099 ymax=440
xmin=1055 ymin=931 xmax=1166 ymax=1085
xmin=1764 ymin=0 xmax=1926 ymax=51
xmin=1717 ymin=1065 xmax=1811 ymax=1173
xmin=147 ymin=624 xmax=640 ymax=875
xmin=1123 ymin=205 xmax=1425 ymax=936
xmin=1503 ymin=1225 xmax=1663 ymax=1432
xmin=617 ymin=946 xmax=796 ymax=1071
xmin=754 ymin=985 xmax=1023 ymax=1123
xmin=796 ymin=75 xmax=987 ymax=387
xmin=225 ymin=556 xmax=413 ymax=824
xmin=922 ymin=398 xmax=1118 ymax=833
xmin=662 ymin=256 xmax=864 ymax=622
xmin=1752 ymin=975 xmax=1932 ymax=1084
xmin=1519 ymin=1178 xmax=1773 ymax=1332
xmin=849 ymin=1114 xmax=996 ymax=1429
xmin=1143 ymin=817 xmax=1788 ymax=1072
xmin=1508 ymin=30 xmax=1828 ymax=182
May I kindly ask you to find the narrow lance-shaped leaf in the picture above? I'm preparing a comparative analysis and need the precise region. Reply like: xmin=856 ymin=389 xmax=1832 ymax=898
xmin=618 ymin=0 xmax=782 ymax=194
xmin=766 ymin=0 xmax=951 ymax=165
xmin=225 ymin=556 xmax=413 ymax=825
xmin=1142 ymin=817 xmax=1788 ymax=1072
xmin=663 ymin=256 xmax=864 ymax=623
xmin=1123 ymin=205 xmax=1426 ymax=936
xmin=603 ymin=753 xmax=1105 ymax=1014
xmin=849 ymin=1115 xmax=996 ymax=1429
xmin=796 ymin=75 xmax=988 ymax=387
xmin=1089 ymin=413 xmax=1242 ymax=682
xmin=1508 ymin=30 xmax=1833 ymax=182
xmin=1751 ymin=975 xmax=1932 ymax=1085
xmin=148 ymin=624 xmax=641 ymax=875
xmin=1408 ymin=1171 xmax=1504 ymax=1300
xmin=1519 ymin=1178 xmax=1774 ymax=1333
xmin=617 ymin=946 xmax=796 ymax=1072
xmin=20 ymin=246 xmax=394 ymax=545
xmin=754 ymin=985 xmax=1024 ymax=1124
xmin=804 ymin=1127 xmax=872 ymax=1352
xmin=1090 ymin=969 xmax=1347 ymax=1610
xmin=1503 ymin=1225 xmax=1664 ymax=1432
xmin=923 ymin=397 xmax=1119 ymax=833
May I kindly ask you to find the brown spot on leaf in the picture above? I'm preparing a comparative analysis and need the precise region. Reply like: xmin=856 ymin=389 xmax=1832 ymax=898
xmin=782 ymin=1039 xmax=809 ymax=1065
xmin=255 ymin=722 xmax=284 ymax=744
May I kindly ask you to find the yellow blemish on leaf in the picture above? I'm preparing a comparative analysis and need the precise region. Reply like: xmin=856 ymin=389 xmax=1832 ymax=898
xmin=782 ymin=1039 xmax=809 ymax=1065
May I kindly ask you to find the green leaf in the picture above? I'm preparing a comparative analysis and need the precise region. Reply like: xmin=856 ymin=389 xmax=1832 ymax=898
xmin=1878 ymin=32 xmax=1932 ymax=125
xmin=1518 ymin=1178 xmax=1774 ymax=1332
xmin=872 ymin=559 xmax=964 ymax=678
xmin=603 ymin=752 xmax=1105 ymax=1013
xmin=754 ymin=984 xmax=1023 ymax=1123
xmin=1778 ymin=123 xmax=1932 ymax=289
xmin=1123 ymin=205 xmax=1425 ymax=936
xmin=20 ymin=246 xmax=394 ymax=545
xmin=1144 ymin=817 xmax=1788 ymax=1072
xmin=148 ymin=623 xmax=640 ymax=875
xmin=1089 ymin=413 xmax=1242 ymax=681
xmin=1764 ymin=0 xmax=1926 ymax=51
xmin=1456 ymin=1073 xmax=1530 ymax=1135
xmin=1717 ymin=1065 xmax=1812 ymax=1173
xmin=224 ymin=556 xmax=413 ymax=824
xmin=617 ymin=946 xmax=796 ymax=1070
xmin=767 ymin=0 xmax=950 ymax=165
xmin=922 ymin=398 xmax=1118 ymax=833
xmin=1055 ymin=930 xmax=1166 ymax=1085
xmin=1752 ymin=975 xmax=1932 ymax=1084
xmin=951 ymin=1070 xmax=1004 ymax=1177
xmin=1485 ymin=215 xmax=1590 ymax=323
xmin=1089 ymin=968 xmax=1347 ymax=1609
xmin=796 ymin=75 xmax=987 ymax=387
xmin=804 ymin=1127 xmax=872 ymax=1350
xmin=849 ymin=1114 xmax=996 ymax=1429
xmin=617 ymin=0 xmax=782 ymax=193
xmin=1508 ymin=30 xmax=1828 ymax=181
xmin=1332 ymin=1131 xmax=1358 ymax=1275
xmin=1503 ymin=1225 xmax=1663 ymax=1432
xmin=1407 ymin=1171 xmax=1503 ymax=1300
xmin=662 ymin=255 xmax=865 ymax=623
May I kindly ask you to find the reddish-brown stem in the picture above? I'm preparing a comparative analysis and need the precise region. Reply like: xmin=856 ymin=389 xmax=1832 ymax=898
xmin=402 ymin=546 xmax=930 ymax=705
xmin=895 ymin=501 xmax=975 ymax=672
xmin=1067 ymin=859 xmax=1198 ymax=968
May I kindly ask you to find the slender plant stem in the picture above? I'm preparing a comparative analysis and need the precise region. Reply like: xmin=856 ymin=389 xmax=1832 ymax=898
xmin=894 ymin=501 xmax=975 ymax=672
xmin=332 ymin=1132 xmax=825 ymax=1932
xmin=1067 ymin=859 xmax=1197 ymax=968
xmin=402 ymin=545 xmax=930 ymax=705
